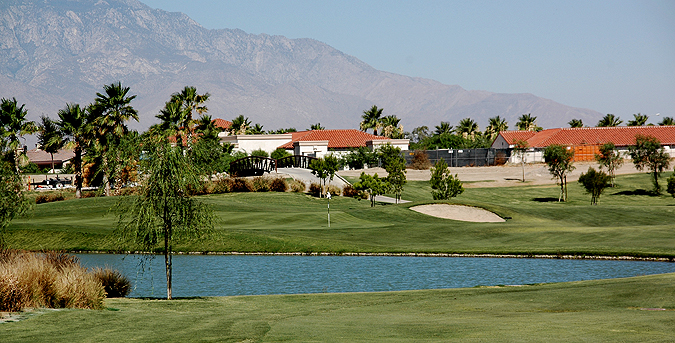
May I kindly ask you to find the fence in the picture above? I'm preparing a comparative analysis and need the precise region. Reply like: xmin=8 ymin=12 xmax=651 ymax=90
xmin=403 ymin=148 xmax=511 ymax=167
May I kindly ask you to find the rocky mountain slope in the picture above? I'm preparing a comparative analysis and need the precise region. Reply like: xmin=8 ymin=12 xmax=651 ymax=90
xmin=0 ymin=0 xmax=601 ymax=134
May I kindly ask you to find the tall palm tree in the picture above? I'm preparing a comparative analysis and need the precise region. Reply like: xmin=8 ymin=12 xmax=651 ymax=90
xmin=230 ymin=115 xmax=251 ymax=135
xmin=627 ymin=113 xmax=648 ymax=126
xmin=0 ymin=97 xmax=38 ymax=171
xmin=56 ymin=103 xmax=90 ymax=198
xmin=568 ymin=119 xmax=584 ymax=128
xmin=516 ymin=113 xmax=541 ymax=131
xmin=485 ymin=116 xmax=508 ymax=139
xmin=169 ymin=86 xmax=210 ymax=146
xmin=434 ymin=122 xmax=453 ymax=135
xmin=157 ymin=100 xmax=182 ymax=135
xmin=360 ymin=105 xmax=383 ymax=135
xmin=247 ymin=123 xmax=265 ymax=135
xmin=456 ymin=118 xmax=480 ymax=139
xmin=37 ymin=115 xmax=65 ymax=174
xmin=378 ymin=115 xmax=404 ymax=138
xmin=597 ymin=114 xmax=622 ymax=127
xmin=91 ymin=82 xmax=139 ymax=196
xmin=309 ymin=123 xmax=325 ymax=130
xmin=658 ymin=116 xmax=675 ymax=126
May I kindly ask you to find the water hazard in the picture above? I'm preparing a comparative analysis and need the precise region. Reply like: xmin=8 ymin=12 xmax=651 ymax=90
xmin=76 ymin=254 xmax=675 ymax=298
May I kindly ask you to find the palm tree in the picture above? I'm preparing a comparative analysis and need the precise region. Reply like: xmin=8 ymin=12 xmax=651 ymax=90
xmin=516 ymin=113 xmax=541 ymax=131
xmin=230 ymin=115 xmax=251 ymax=135
xmin=156 ymin=100 xmax=183 ymax=136
xmin=56 ymin=103 xmax=90 ymax=198
xmin=658 ymin=116 xmax=675 ymax=126
xmin=90 ymin=82 xmax=139 ymax=196
xmin=37 ymin=115 xmax=65 ymax=174
xmin=169 ymin=86 xmax=210 ymax=146
xmin=568 ymin=119 xmax=584 ymax=128
xmin=360 ymin=105 xmax=383 ymax=135
xmin=309 ymin=123 xmax=325 ymax=130
xmin=456 ymin=118 xmax=480 ymax=139
xmin=485 ymin=116 xmax=508 ymax=139
xmin=0 ymin=97 xmax=38 ymax=171
xmin=378 ymin=115 xmax=404 ymax=138
xmin=627 ymin=113 xmax=648 ymax=126
xmin=247 ymin=123 xmax=265 ymax=135
xmin=597 ymin=114 xmax=622 ymax=127
xmin=434 ymin=122 xmax=453 ymax=135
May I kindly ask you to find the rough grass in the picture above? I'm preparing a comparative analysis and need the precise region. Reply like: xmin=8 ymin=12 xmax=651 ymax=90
xmin=1 ymin=273 xmax=674 ymax=342
xmin=5 ymin=173 xmax=675 ymax=257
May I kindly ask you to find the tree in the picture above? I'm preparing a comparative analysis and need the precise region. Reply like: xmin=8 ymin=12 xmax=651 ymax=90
xmin=378 ymin=115 xmax=404 ymax=139
xmin=544 ymin=144 xmax=575 ymax=202
xmin=411 ymin=126 xmax=430 ymax=144
xmin=189 ymin=115 xmax=231 ymax=178
xmin=0 ymin=97 xmax=38 ymax=170
xmin=378 ymin=144 xmax=407 ymax=203
xmin=309 ymin=155 xmax=339 ymax=197
xmin=516 ymin=113 xmax=542 ymax=132
xmin=230 ymin=115 xmax=251 ymax=135
xmin=667 ymin=168 xmax=675 ymax=198
xmin=342 ymin=147 xmax=377 ymax=170
xmin=169 ymin=86 xmax=210 ymax=146
xmin=360 ymin=105 xmax=383 ymax=135
xmin=434 ymin=122 xmax=453 ymax=135
xmin=513 ymin=139 xmax=529 ymax=182
xmin=90 ymin=82 xmax=139 ymax=196
xmin=594 ymin=142 xmax=623 ymax=187
xmin=485 ymin=116 xmax=508 ymax=140
xmin=309 ymin=123 xmax=325 ymax=130
xmin=116 ymin=139 xmax=214 ymax=300
xmin=353 ymin=172 xmax=389 ymax=207
xmin=456 ymin=118 xmax=480 ymax=139
xmin=568 ymin=119 xmax=584 ymax=128
xmin=578 ymin=167 xmax=611 ymax=205
xmin=658 ymin=117 xmax=675 ymax=126
xmin=37 ymin=115 xmax=65 ymax=173
xmin=56 ymin=103 xmax=91 ymax=198
xmin=629 ymin=134 xmax=671 ymax=194
xmin=597 ymin=114 xmax=622 ymax=127
xmin=0 ymin=160 xmax=30 ymax=247
xmin=627 ymin=113 xmax=648 ymax=126
xmin=429 ymin=158 xmax=463 ymax=200
xmin=270 ymin=148 xmax=291 ymax=160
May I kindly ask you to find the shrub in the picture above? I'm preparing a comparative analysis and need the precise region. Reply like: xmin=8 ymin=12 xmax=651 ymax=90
xmin=269 ymin=177 xmax=288 ymax=192
xmin=35 ymin=192 xmax=66 ymax=204
xmin=270 ymin=148 xmax=291 ymax=160
xmin=81 ymin=191 xmax=97 ymax=198
xmin=250 ymin=149 xmax=269 ymax=158
xmin=229 ymin=178 xmax=254 ymax=192
xmin=212 ymin=178 xmax=231 ymax=194
xmin=327 ymin=184 xmax=341 ymax=196
xmin=92 ymin=268 xmax=131 ymax=298
xmin=410 ymin=150 xmax=431 ymax=170
xmin=289 ymin=179 xmax=306 ymax=193
xmin=118 ymin=187 xmax=138 ymax=196
xmin=309 ymin=182 xmax=322 ymax=196
xmin=342 ymin=184 xmax=359 ymax=197
xmin=252 ymin=176 xmax=270 ymax=192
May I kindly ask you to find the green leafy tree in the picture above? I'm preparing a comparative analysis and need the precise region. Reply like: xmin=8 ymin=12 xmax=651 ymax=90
xmin=116 ymin=139 xmax=214 ymax=300
xmin=578 ymin=167 xmax=611 ymax=205
xmin=516 ymin=113 xmax=542 ymax=131
xmin=513 ymin=139 xmax=529 ymax=182
xmin=629 ymin=134 xmax=671 ymax=194
xmin=0 ymin=161 xmax=30 ymax=247
xmin=37 ymin=115 xmax=65 ymax=173
xmin=309 ymin=155 xmax=340 ymax=197
xmin=360 ymin=105 xmax=383 ymax=135
xmin=597 ymin=114 xmax=622 ymax=127
xmin=667 ymin=168 xmax=675 ymax=197
xmin=594 ymin=142 xmax=623 ymax=187
xmin=568 ymin=119 xmax=584 ymax=128
xmin=270 ymin=148 xmax=291 ymax=160
xmin=627 ymin=113 xmax=648 ymax=126
xmin=485 ymin=116 xmax=508 ymax=140
xmin=378 ymin=144 xmax=407 ymax=203
xmin=0 ymin=97 xmax=38 ymax=170
xmin=342 ymin=147 xmax=377 ymax=170
xmin=429 ymin=158 xmax=463 ymax=200
xmin=658 ymin=116 xmax=675 ymax=126
xmin=544 ymin=144 xmax=575 ymax=202
xmin=353 ymin=172 xmax=389 ymax=207
xmin=56 ymin=103 xmax=91 ymax=198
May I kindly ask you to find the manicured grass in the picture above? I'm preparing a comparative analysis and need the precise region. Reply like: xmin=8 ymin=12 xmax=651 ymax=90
xmin=2 ymin=273 xmax=674 ymax=342
xmin=5 ymin=172 xmax=675 ymax=257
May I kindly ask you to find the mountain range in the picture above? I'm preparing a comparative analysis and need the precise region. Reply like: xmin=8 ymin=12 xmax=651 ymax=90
xmin=1 ymin=0 xmax=602 ymax=137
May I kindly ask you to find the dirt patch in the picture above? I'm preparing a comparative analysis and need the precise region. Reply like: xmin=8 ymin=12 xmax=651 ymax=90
xmin=410 ymin=204 xmax=505 ymax=222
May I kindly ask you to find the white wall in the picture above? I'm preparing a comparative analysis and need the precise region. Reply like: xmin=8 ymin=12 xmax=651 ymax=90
xmin=219 ymin=133 xmax=293 ymax=154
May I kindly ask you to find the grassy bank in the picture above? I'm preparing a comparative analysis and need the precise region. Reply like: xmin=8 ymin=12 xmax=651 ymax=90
xmin=2 ymin=273 xmax=674 ymax=342
xmin=5 ymin=172 xmax=675 ymax=257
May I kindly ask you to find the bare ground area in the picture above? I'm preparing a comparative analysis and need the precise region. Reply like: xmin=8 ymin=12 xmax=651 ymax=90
xmin=410 ymin=204 xmax=506 ymax=222
xmin=338 ymin=161 xmax=644 ymax=188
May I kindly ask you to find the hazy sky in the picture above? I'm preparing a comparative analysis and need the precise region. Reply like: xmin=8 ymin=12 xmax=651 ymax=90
xmin=141 ymin=0 xmax=675 ymax=124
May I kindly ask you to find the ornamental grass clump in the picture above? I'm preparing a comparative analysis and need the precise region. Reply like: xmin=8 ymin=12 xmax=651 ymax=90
xmin=92 ymin=268 xmax=131 ymax=298
xmin=252 ymin=176 xmax=270 ymax=192
xmin=269 ymin=177 xmax=288 ymax=192
xmin=289 ymin=179 xmax=306 ymax=193
xmin=0 ymin=250 xmax=106 ymax=312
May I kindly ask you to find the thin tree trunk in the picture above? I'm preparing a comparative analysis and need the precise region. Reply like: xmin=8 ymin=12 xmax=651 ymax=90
xmin=165 ymin=222 xmax=172 ymax=300
xmin=74 ymin=147 xmax=82 ymax=198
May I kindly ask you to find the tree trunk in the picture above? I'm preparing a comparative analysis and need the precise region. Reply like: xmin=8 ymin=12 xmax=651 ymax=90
xmin=74 ymin=146 xmax=82 ymax=199
xmin=165 ymin=224 xmax=172 ymax=300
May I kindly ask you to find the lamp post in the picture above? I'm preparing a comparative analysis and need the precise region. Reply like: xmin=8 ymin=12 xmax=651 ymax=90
xmin=326 ymin=191 xmax=331 ymax=227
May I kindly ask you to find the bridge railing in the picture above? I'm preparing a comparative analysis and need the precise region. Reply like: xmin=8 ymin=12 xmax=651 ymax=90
xmin=229 ymin=155 xmax=319 ymax=177
xmin=276 ymin=155 xmax=318 ymax=169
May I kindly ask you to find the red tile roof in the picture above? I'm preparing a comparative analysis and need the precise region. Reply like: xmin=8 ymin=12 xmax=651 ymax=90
xmin=278 ymin=129 xmax=389 ymax=149
xmin=499 ymin=126 xmax=675 ymax=148
xmin=213 ymin=118 xmax=232 ymax=130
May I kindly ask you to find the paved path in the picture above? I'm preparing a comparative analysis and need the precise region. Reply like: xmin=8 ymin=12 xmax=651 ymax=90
xmin=274 ymin=168 xmax=350 ymax=188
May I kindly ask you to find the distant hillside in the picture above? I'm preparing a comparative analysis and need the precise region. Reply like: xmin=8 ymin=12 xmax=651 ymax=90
xmin=0 ymin=0 xmax=602 ymax=136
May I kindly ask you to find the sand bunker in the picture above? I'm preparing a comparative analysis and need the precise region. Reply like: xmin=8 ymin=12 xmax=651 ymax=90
xmin=410 ymin=204 xmax=505 ymax=223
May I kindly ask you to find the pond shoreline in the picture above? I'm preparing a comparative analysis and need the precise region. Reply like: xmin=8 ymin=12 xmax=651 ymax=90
xmin=68 ymin=250 xmax=675 ymax=262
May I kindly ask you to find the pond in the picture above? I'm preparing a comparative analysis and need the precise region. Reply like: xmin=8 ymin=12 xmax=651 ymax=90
xmin=76 ymin=254 xmax=675 ymax=298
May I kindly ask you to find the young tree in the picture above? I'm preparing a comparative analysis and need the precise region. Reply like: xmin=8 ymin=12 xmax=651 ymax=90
xmin=37 ymin=115 xmax=65 ymax=173
xmin=594 ymin=142 xmax=623 ymax=187
xmin=513 ymin=139 xmax=529 ymax=182
xmin=544 ymin=144 xmax=575 ymax=202
xmin=0 ymin=97 xmax=38 ymax=171
xmin=116 ymin=139 xmax=214 ymax=300
xmin=629 ymin=134 xmax=671 ymax=194
xmin=578 ymin=167 xmax=611 ymax=205
xmin=378 ymin=144 xmax=407 ymax=203
xmin=353 ymin=172 xmax=389 ymax=207
xmin=667 ymin=168 xmax=675 ymax=198
xmin=0 ymin=161 xmax=30 ymax=247
xmin=429 ymin=158 xmax=464 ymax=200
xmin=309 ymin=155 xmax=340 ymax=197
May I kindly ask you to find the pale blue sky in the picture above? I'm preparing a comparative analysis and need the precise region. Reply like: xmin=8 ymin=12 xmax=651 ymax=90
xmin=141 ymin=0 xmax=675 ymax=123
